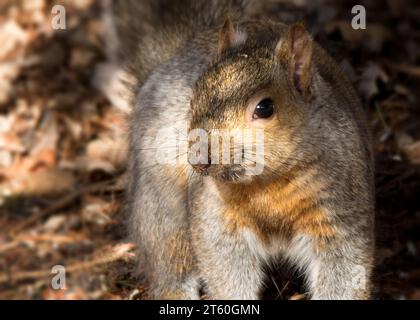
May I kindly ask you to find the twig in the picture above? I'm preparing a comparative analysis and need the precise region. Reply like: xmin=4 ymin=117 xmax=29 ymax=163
xmin=386 ymin=61 xmax=420 ymax=78
xmin=0 ymin=233 xmax=88 ymax=255
xmin=289 ymin=292 xmax=309 ymax=300
xmin=9 ymin=180 xmax=116 ymax=236
xmin=0 ymin=243 xmax=135 ymax=284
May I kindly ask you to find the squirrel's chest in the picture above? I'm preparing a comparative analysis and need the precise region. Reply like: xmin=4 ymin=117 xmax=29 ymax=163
xmin=218 ymin=176 xmax=335 ymax=244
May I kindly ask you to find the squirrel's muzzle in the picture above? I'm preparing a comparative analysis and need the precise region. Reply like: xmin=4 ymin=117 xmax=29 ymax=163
xmin=191 ymin=162 xmax=212 ymax=174
xmin=189 ymin=146 xmax=212 ymax=174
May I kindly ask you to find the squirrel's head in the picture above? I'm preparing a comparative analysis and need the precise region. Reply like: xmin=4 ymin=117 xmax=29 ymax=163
xmin=188 ymin=19 xmax=316 ymax=183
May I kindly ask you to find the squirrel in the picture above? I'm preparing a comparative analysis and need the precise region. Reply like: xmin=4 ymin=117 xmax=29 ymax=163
xmin=110 ymin=0 xmax=375 ymax=299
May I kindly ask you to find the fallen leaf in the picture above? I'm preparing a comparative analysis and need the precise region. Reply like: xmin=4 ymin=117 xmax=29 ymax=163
xmin=403 ymin=141 xmax=420 ymax=165
xmin=86 ymin=136 xmax=127 ymax=170
xmin=0 ymin=20 xmax=29 ymax=61
xmin=325 ymin=21 xmax=392 ymax=52
xmin=8 ymin=168 xmax=76 ymax=196
xmin=358 ymin=62 xmax=389 ymax=100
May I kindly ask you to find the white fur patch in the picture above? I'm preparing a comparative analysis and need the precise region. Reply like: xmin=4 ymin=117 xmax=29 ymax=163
xmin=275 ymin=38 xmax=285 ymax=55
xmin=242 ymin=228 xmax=285 ymax=263
xmin=284 ymin=235 xmax=319 ymax=294
xmin=242 ymin=228 xmax=269 ymax=261
xmin=232 ymin=29 xmax=248 ymax=46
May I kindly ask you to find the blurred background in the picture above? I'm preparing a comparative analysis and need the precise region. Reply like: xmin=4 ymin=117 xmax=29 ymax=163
xmin=0 ymin=0 xmax=419 ymax=299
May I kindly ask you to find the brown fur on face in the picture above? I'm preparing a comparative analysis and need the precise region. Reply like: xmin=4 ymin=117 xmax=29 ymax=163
xmin=189 ymin=21 xmax=315 ymax=182
xmin=188 ymin=20 xmax=357 ymax=245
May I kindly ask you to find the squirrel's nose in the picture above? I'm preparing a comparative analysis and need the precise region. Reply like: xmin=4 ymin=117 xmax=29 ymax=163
xmin=192 ymin=161 xmax=211 ymax=173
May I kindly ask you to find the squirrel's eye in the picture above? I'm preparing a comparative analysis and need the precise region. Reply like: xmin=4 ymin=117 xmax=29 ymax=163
xmin=253 ymin=98 xmax=274 ymax=119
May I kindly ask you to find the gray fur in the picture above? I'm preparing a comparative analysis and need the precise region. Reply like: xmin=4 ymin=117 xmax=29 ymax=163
xmin=112 ymin=0 xmax=375 ymax=300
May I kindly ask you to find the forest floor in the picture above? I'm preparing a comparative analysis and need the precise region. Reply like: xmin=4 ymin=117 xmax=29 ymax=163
xmin=0 ymin=0 xmax=419 ymax=299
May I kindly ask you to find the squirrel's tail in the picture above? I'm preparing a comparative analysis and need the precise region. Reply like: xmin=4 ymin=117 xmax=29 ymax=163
xmin=107 ymin=0 xmax=251 ymax=85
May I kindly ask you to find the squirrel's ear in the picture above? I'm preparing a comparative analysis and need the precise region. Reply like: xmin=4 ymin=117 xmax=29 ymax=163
xmin=276 ymin=23 xmax=313 ymax=96
xmin=218 ymin=17 xmax=246 ymax=55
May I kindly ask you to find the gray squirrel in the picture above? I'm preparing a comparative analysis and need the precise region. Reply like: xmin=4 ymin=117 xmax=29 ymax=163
xmin=109 ymin=0 xmax=375 ymax=299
